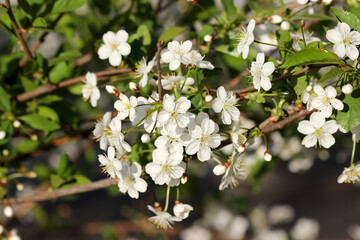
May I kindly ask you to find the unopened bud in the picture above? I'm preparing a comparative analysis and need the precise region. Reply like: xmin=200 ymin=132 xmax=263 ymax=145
xmin=280 ymin=21 xmax=290 ymax=31
xmin=204 ymin=34 xmax=212 ymax=43
xmin=16 ymin=182 xmax=24 ymax=191
xmin=322 ymin=0 xmax=332 ymax=5
xmin=174 ymin=200 xmax=181 ymax=205
xmin=154 ymin=202 xmax=162 ymax=211
xmin=181 ymin=173 xmax=188 ymax=184
xmin=213 ymin=164 xmax=226 ymax=176
xmin=26 ymin=171 xmax=37 ymax=178
xmin=4 ymin=205 xmax=13 ymax=218
xmin=141 ymin=134 xmax=151 ymax=143
xmin=13 ymin=120 xmax=21 ymax=128
xmin=300 ymin=20 xmax=305 ymax=28
xmin=264 ymin=151 xmax=272 ymax=161
xmin=205 ymin=95 xmax=213 ymax=102
xmin=2 ymin=149 xmax=9 ymax=157
xmin=0 ymin=131 xmax=5 ymax=140
xmin=106 ymin=85 xmax=119 ymax=97
xmin=237 ymin=144 xmax=246 ymax=153
xmin=270 ymin=15 xmax=283 ymax=24
xmin=342 ymin=84 xmax=353 ymax=94
xmin=129 ymin=82 xmax=139 ymax=91
xmin=306 ymin=85 xmax=312 ymax=92
xmin=30 ymin=134 xmax=38 ymax=141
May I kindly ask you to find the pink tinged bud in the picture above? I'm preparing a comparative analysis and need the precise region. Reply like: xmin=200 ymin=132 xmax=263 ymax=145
xmin=106 ymin=85 xmax=118 ymax=95
xmin=129 ymin=82 xmax=138 ymax=91
xmin=4 ymin=205 xmax=13 ymax=218
xmin=342 ymin=84 xmax=353 ymax=94
xmin=264 ymin=151 xmax=272 ymax=162
xmin=181 ymin=173 xmax=188 ymax=184
xmin=213 ymin=165 xmax=226 ymax=176
xmin=205 ymin=95 xmax=213 ymax=102
xmin=141 ymin=134 xmax=151 ymax=143
xmin=270 ymin=15 xmax=283 ymax=24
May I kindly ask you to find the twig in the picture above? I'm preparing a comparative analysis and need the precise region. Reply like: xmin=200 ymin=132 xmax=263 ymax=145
xmin=17 ymin=68 xmax=133 ymax=102
xmin=0 ymin=178 xmax=117 ymax=205
xmin=4 ymin=0 xmax=33 ymax=61
xmin=156 ymin=40 xmax=165 ymax=102
xmin=73 ymin=52 xmax=94 ymax=67
xmin=18 ymin=13 xmax=64 ymax=67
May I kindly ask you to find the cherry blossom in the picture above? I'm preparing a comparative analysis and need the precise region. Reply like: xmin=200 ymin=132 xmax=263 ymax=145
xmin=98 ymin=30 xmax=131 ymax=66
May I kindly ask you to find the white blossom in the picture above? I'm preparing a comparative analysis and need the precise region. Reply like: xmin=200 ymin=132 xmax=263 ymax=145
xmin=301 ymin=85 xmax=317 ymax=111
xmin=114 ymin=93 xmax=137 ymax=121
xmin=141 ymin=133 xmax=151 ymax=143
xmin=213 ymin=164 xmax=227 ymax=175
xmin=264 ymin=151 xmax=272 ymax=161
xmin=0 ymin=131 xmax=5 ymax=140
xmin=135 ymin=57 xmax=155 ymax=87
xmin=98 ymin=30 xmax=131 ymax=66
xmin=173 ymin=203 xmax=193 ymax=219
xmin=186 ymin=113 xmax=221 ymax=162
xmin=311 ymin=85 xmax=344 ymax=118
xmin=13 ymin=120 xmax=21 ymax=128
xmin=338 ymin=164 xmax=360 ymax=183
xmin=145 ymin=148 xmax=185 ymax=185
xmin=155 ymin=127 xmax=191 ymax=154
xmin=342 ymin=84 xmax=353 ymax=94
xmin=212 ymin=86 xmax=240 ymax=125
xmin=161 ymin=75 xmax=194 ymax=91
xmin=280 ymin=21 xmax=290 ymax=31
xmin=129 ymin=82 xmax=138 ymax=91
xmin=219 ymin=152 xmax=246 ymax=190
xmin=108 ymin=117 xmax=132 ymax=152
xmin=236 ymin=19 xmax=255 ymax=59
xmin=4 ymin=205 xmax=13 ymax=218
xmin=326 ymin=22 xmax=360 ymax=60
xmin=161 ymin=40 xmax=192 ymax=71
xmin=205 ymin=95 xmax=213 ymax=102
xmin=180 ymin=226 xmax=212 ymax=240
xmin=118 ymin=162 xmax=147 ymax=199
xmin=93 ymin=112 xmax=112 ymax=151
xmin=204 ymin=34 xmax=212 ymax=42
xmin=291 ymin=31 xmax=320 ymax=51
xmin=291 ymin=218 xmax=319 ymax=240
xmin=131 ymin=93 xmax=159 ymax=133
xmin=98 ymin=146 xmax=123 ymax=178
xmin=250 ymin=52 xmax=275 ymax=91
xmin=270 ymin=15 xmax=282 ymax=24
xmin=82 ymin=72 xmax=100 ymax=107
xmin=8 ymin=229 xmax=21 ymax=240
xmin=181 ymin=50 xmax=214 ymax=70
xmin=147 ymin=205 xmax=182 ymax=230
xmin=297 ymin=112 xmax=338 ymax=148
xmin=268 ymin=204 xmax=295 ymax=225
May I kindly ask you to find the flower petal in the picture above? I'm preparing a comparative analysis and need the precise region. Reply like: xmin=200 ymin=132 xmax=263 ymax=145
xmin=109 ymin=52 xmax=122 ymax=66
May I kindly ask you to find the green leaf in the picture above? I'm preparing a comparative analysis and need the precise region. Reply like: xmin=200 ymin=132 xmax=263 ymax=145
xmin=0 ymin=120 xmax=13 ymax=146
xmin=276 ymin=29 xmax=292 ymax=62
xmin=20 ymin=114 xmax=60 ymax=131
xmin=191 ymin=93 xmax=203 ymax=109
xmin=57 ymin=154 xmax=76 ymax=179
xmin=331 ymin=7 xmax=360 ymax=32
xmin=49 ymin=51 xmax=81 ymax=67
xmin=221 ymin=0 xmax=237 ymax=23
xmin=291 ymin=14 xmax=333 ymax=21
xmin=32 ymin=17 xmax=47 ymax=28
xmin=199 ymin=25 xmax=213 ymax=38
xmin=50 ymin=174 xmax=66 ymax=189
xmin=336 ymin=87 xmax=360 ymax=132
xmin=59 ymin=174 xmax=91 ymax=188
xmin=49 ymin=62 xmax=72 ymax=84
xmin=318 ymin=67 xmax=346 ymax=82
xmin=37 ymin=95 xmax=62 ymax=104
xmin=38 ymin=105 xmax=59 ymax=123
xmin=158 ymin=26 xmax=187 ymax=43
xmin=0 ymin=6 xmax=8 ymax=14
xmin=136 ymin=24 xmax=152 ymax=46
xmin=51 ymin=0 xmax=87 ymax=14
xmin=0 ymin=86 xmax=11 ymax=111
xmin=23 ymin=60 xmax=38 ymax=75
xmin=14 ymin=139 xmax=40 ymax=154
xmin=280 ymin=49 xmax=340 ymax=69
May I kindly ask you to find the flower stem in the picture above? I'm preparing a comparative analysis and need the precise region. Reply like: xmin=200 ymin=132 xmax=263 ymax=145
xmin=350 ymin=135 xmax=357 ymax=166
xmin=254 ymin=40 xmax=295 ymax=53
xmin=164 ymin=185 xmax=171 ymax=212
xmin=176 ymin=187 xmax=180 ymax=201
xmin=300 ymin=26 xmax=307 ymax=48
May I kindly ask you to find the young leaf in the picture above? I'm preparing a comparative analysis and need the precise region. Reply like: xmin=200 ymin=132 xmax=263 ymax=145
xmin=318 ymin=67 xmax=346 ymax=82
xmin=51 ymin=0 xmax=87 ymax=14
xmin=336 ymin=87 xmax=360 ymax=132
xmin=20 ymin=114 xmax=60 ymax=131
xmin=49 ymin=51 xmax=81 ymax=66
xmin=0 ymin=6 xmax=8 ymax=15
xmin=136 ymin=24 xmax=152 ymax=46
xmin=57 ymin=154 xmax=76 ymax=179
xmin=158 ymin=26 xmax=187 ymax=43
xmin=0 ymin=86 xmax=11 ymax=111
xmin=221 ymin=0 xmax=237 ymax=23
xmin=331 ymin=7 xmax=360 ymax=32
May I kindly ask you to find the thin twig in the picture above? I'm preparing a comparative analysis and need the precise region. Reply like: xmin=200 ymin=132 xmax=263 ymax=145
xmin=0 ymin=178 xmax=117 ymax=205
xmin=17 ymin=68 xmax=133 ymax=102
xmin=18 ymin=13 xmax=64 ymax=67
xmin=156 ymin=40 xmax=165 ymax=102
xmin=4 ymin=0 xmax=33 ymax=61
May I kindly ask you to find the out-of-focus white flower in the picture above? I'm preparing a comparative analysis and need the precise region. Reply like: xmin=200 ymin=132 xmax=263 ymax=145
xmin=98 ymin=146 xmax=123 ymax=178
xmin=213 ymin=164 xmax=227 ymax=175
xmin=254 ymin=23 xmax=278 ymax=53
xmin=93 ymin=112 xmax=112 ymax=151
xmin=82 ymin=72 xmax=100 ymax=107
xmin=141 ymin=134 xmax=151 ymax=143
xmin=13 ymin=120 xmax=21 ymax=128
xmin=301 ymin=82 xmax=317 ymax=110
xmin=173 ymin=203 xmax=193 ymax=219
xmin=204 ymin=34 xmax=212 ymax=43
xmin=131 ymin=93 xmax=159 ymax=133
xmin=182 ymin=50 xmax=214 ymax=70
xmin=220 ymin=152 xmax=246 ymax=190
xmin=4 ymin=205 xmax=13 ymax=218
xmin=227 ymin=216 xmax=249 ymax=240
xmin=145 ymin=148 xmax=185 ymax=185
xmin=288 ymin=155 xmax=315 ymax=173
xmin=264 ymin=151 xmax=272 ymax=161
xmin=108 ymin=117 xmax=132 ymax=152
xmin=348 ymin=225 xmax=360 ymax=240
xmin=236 ymin=19 xmax=255 ymax=59
xmin=8 ymin=229 xmax=21 ymax=240
xmin=161 ymin=75 xmax=194 ymax=91
xmin=338 ymin=164 xmax=360 ymax=183
xmin=135 ymin=57 xmax=155 ymax=87
xmin=186 ymin=113 xmax=221 ymax=162
xmin=98 ymin=30 xmax=131 ymax=66
xmin=352 ymin=125 xmax=360 ymax=142
xmin=180 ymin=225 xmax=212 ymax=240
xmin=326 ymin=22 xmax=360 ymax=60
xmin=0 ymin=131 xmax=5 ymax=140
xmin=280 ymin=21 xmax=290 ymax=31
xmin=297 ymin=112 xmax=338 ymax=148
xmin=322 ymin=0 xmax=332 ymax=4
xmin=268 ymin=204 xmax=295 ymax=225
xmin=161 ymin=40 xmax=192 ymax=70
xmin=129 ymin=82 xmax=138 ymax=91
xmin=212 ymin=86 xmax=240 ymax=125
xmin=291 ymin=31 xmax=320 ymax=51
xmin=205 ymin=95 xmax=213 ymax=102
xmin=114 ymin=94 xmax=137 ymax=121
xmin=291 ymin=218 xmax=320 ymax=240
xmin=270 ymin=15 xmax=282 ymax=24
xmin=342 ymin=84 xmax=353 ymax=94
xmin=256 ymin=229 xmax=288 ymax=240
xmin=312 ymin=85 xmax=344 ymax=117
xmin=118 ymin=162 xmax=147 ymax=199
xmin=147 ymin=205 xmax=182 ymax=230
xmin=250 ymin=52 xmax=275 ymax=91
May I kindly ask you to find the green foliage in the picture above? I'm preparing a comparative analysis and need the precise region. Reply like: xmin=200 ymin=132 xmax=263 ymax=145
xmin=19 ymin=114 xmax=60 ymax=131
xmin=318 ymin=67 xmax=347 ymax=82
xmin=336 ymin=88 xmax=360 ymax=132
xmin=331 ymin=7 xmax=360 ymax=32
xmin=221 ymin=0 xmax=237 ymax=23
xmin=136 ymin=24 xmax=152 ymax=46
xmin=158 ymin=26 xmax=187 ymax=43
xmin=0 ymin=86 xmax=11 ymax=111
xmin=51 ymin=0 xmax=87 ymax=14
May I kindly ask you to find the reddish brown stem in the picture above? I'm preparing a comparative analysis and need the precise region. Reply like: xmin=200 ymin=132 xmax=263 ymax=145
xmin=156 ymin=40 xmax=165 ymax=101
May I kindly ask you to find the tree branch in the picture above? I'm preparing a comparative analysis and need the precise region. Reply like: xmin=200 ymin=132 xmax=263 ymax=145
xmin=0 ymin=178 xmax=117 ymax=205
xmin=17 ymin=68 xmax=133 ymax=102
xmin=4 ymin=0 xmax=33 ymax=61
xmin=156 ymin=40 xmax=165 ymax=102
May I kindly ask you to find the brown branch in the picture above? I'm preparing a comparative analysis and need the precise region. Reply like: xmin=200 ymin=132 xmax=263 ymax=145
xmin=4 ymin=0 xmax=33 ymax=61
xmin=156 ymin=40 xmax=165 ymax=102
xmin=1 ymin=178 xmax=117 ymax=205
xmin=17 ymin=68 xmax=133 ymax=102
xmin=73 ymin=52 xmax=94 ymax=67
xmin=18 ymin=13 xmax=64 ymax=67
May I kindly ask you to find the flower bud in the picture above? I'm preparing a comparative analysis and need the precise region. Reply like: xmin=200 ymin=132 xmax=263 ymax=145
xmin=300 ymin=20 xmax=305 ymax=28
xmin=141 ymin=134 xmax=151 ymax=143
xmin=322 ymin=0 xmax=332 ymax=5
xmin=280 ymin=21 xmax=290 ymax=31
xmin=204 ymin=34 xmax=212 ymax=43
xmin=30 ymin=134 xmax=38 ymax=141
xmin=0 ymin=131 xmax=5 ymax=140
xmin=181 ymin=173 xmax=188 ymax=184
xmin=342 ymin=84 xmax=353 ymax=94
xmin=306 ymin=85 xmax=312 ymax=92
xmin=270 ymin=15 xmax=283 ymax=24
xmin=205 ymin=95 xmax=213 ymax=102
xmin=264 ymin=151 xmax=272 ymax=161
xmin=154 ymin=202 xmax=162 ymax=211
xmin=2 ymin=149 xmax=9 ymax=157
xmin=129 ymin=82 xmax=139 ymax=91
xmin=106 ymin=85 xmax=119 ymax=97
xmin=237 ymin=144 xmax=246 ymax=153
xmin=4 ymin=205 xmax=13 ymax=218
xmin=213 ymin=164 xmax=226 ymax=176
xmin=26 ymin=171 xmax=37 ymax=178
xmin=16 ymin=182 xmax=24 ymax=191
xmin=13 ymin=120 xmax=21 ymax=128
